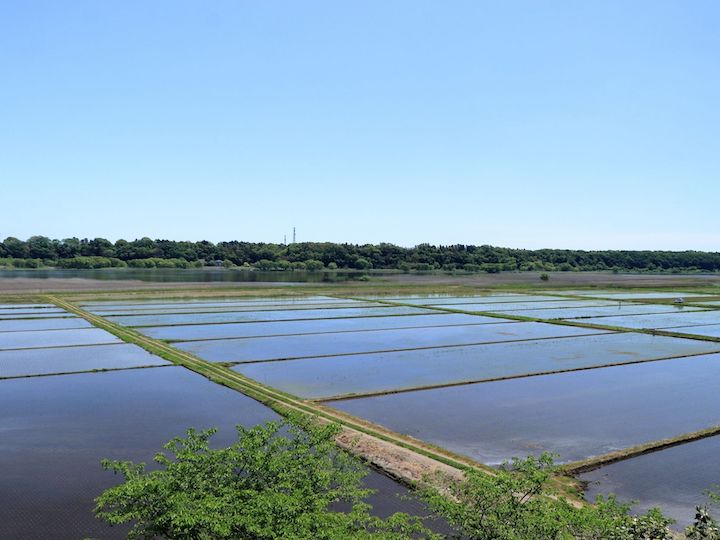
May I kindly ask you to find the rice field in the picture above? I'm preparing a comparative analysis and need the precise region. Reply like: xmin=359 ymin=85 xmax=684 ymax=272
xmin=0 ymin=300 xmax=438 ymax=538
xmin=5 ymin=291 xmax=720 ymax=529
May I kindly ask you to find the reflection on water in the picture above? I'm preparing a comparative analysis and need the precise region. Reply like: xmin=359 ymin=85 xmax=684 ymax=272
xmin=0 ymin=268 xmax=379 ymax=283
xmin=334 ymin=354 xmax=720 ymax=464
xmin=0 ymin=367 xmax=438 ymax=539
xmin=581 ymin=436 xmax=720 ymax=526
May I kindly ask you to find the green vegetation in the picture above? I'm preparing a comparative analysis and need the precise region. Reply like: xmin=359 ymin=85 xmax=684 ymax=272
xmin=97 ymin=419 xmax=720 ymax=540
xmin=421 ymin=453 xmax=675 ymax=540
xmin=3 ymin=235 xmax=720 ymax=273
xmin=95 ymin=416 xmax=434 ymax=540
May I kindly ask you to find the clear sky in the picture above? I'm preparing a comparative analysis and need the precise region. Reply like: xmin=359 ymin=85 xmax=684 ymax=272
xmin=1 ymin=1 xmax=718 ymax=250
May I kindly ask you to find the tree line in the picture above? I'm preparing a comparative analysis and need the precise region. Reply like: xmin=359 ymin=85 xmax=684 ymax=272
xmin=2 ymin=235 xmax=719 ymax=272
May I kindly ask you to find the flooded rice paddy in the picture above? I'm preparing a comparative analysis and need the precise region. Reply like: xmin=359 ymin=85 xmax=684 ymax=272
xmin=333 ymin=354 xmax=720 ymax=464
xmin=0 ymin=343 xmax=169 ymax=378
xmin=0 ymin=307 xmax=68 ymax=316
xmin=141 ymin=312 xmax=508 ymax=341
xmin=0 ymin=367 xmax=278 ymax=538
xmin=231 ymin=333 xmax=720 ymax=399
xmin=0 ymin=303 xmax=440 ymax=538
xmin=566 ymin=309 xmax=720 ymax=330
xmin=88 ymin=301 xmax=381 ymax=316
xmin=79 ymin=295 xmax=353 ymax=309
xmin=581 ymin=435 xmax=720 ymax=525
xmin=174 ymin=321 xmax=606 ymax=363
xmin=430 ymin=299 xmax=618 ymax=312
xmin=0 ymin=311 xmax=78 ymax=320
xmin=7 ymin=292 xmax=720 ymax=530
xmin=0 ymin=317 xmax=91 ymax=332
xmin=494 ymin=304 xmax=703 ymax=319
xmin=107 ymin=305 xmax=435 ymax=327
xmin=369 ymin=294 xmax=575 ymax=305
xmin=0 ymin=327 xmax=121 ymax=350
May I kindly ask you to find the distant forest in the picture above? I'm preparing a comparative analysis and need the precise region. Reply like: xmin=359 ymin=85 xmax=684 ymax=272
xmin=1 ymin=236 xmax=719 ymax=273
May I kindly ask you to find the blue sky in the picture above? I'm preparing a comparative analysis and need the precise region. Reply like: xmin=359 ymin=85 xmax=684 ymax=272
xmin=1 ymin=1 xmax=718 ymax=250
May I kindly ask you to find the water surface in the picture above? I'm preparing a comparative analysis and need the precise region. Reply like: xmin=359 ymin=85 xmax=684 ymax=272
xmin=0 ymin=318 xmax=90 ymax=333
xmin=0 ymin=343 xmax=168 ymax=377
xmin=109 ymin=306 xmax=435 ymax=327
xmin=233 ymin=332 xmax=719 ymax=399
xmin=89 ymin=301 xmax=381 ymax=316
xmin=0 ymin=328 xmax=121 ymax=350
xmin=0 ymin=367 xmax=439 ymax=539
xmin=178 ymin=321 xmax=607 ymax=363
xmin=432 ymin=300 xmax=615 ymax=312
xmin=333 ymin=354 xmax=720 ymax=464
xmin=504 ymin=305 xmax=702 ymax=320
xmin=581 ymin=436 xmax=720 ymax=525
xmin=0 ymin=268 xmax=378 ymax=283
xmin=80 ymin=295 xmax=341 ymax=308
xmin=141 ymin=312 xmax=506 ymax=341
xmin=567 ymin=310 xmax=720 ymax=329
xmin=0 ymin=307 xmax=67 ymax=316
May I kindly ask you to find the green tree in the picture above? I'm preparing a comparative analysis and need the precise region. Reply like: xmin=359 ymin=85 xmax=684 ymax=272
xmin=95 ymin=417 xmax=434 ymax=540
xmin=354 ymin=257 xmax=372 ymax=270
xmin=2 ymin=237 xmax=29 ymax=258
xmin=305 ymin=259 xmax=325 ymax=271
xmin=686 ymin=489 xmax=720 ymax=539
xmin=421 ymin=453 xmax=673 ymax=540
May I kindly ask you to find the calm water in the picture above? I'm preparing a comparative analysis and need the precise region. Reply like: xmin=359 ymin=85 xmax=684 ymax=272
xmin=432 ymin=299 xmax=616 ymax=312
xmin=0 ymin=303 xmax=55 ymax=309
xmin=177 ymin=321 xmax=606 ymax=363
xmin=0 ymin=307 xmax=67 ymax=316
xmin=0 ymin=343 xmax=169 ymax=378
xmin=368 ymin=294 xmax=558 ymax=305
xmin=141 ymin=312 xmax=505 ymax=341
xmin=0 ymin=268 xmax=378 ymax=283
xmin=333 ymin=354 xmax=720 ymax=464
xmin=0 ymin=311 xmax=77 ymax=320
xmin=504 ymin=304 xmax=702 ymax=320
xmin=0 ymin=328 xmax=121 ymax=350
xmin=109 ymin=305 xmax=435 ymax=327
xmin=89 ymin=301 xmax=381 ymax=316
xmin=233 ymin=333 xmax=720 ymax=399
xmin=581 ymin=436 xmax=720 ymax=525
xmin=0 ymin=367 xmax=437 ymax=539
xmin=80 ymin=296 xmax=355 ymax=310
xmin=567 ymin=310 xmax=720 ymax=330
xmin=78 ymin=295 xmax=340 ymax=309
xmin=0 ymin=318 xmax=90 ymax=332
xmin=571 ymin=291 xmax=714 ymax=300
xmin=669 ymin=324 xmax=720 ymax=338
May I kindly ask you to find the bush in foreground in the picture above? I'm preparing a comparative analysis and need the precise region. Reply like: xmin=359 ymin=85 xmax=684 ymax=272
xmin=95 ymin=417 xmax=434 ymax=539
xmin=97 ymin=416 xmax=719 ymax=540
xmin=421 ymin=453 xmax=675 ymax=540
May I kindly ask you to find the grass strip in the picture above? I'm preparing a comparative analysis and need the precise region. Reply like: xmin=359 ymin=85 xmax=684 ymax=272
xmin=314 ymin=349 xmax=720 ymax=402
xmin=0 ymin=364 xmax=171 ymax=381
xmin=218 ymin=330 xmax=612 ymax=366
xmin=563 ymin=425 xmax=720 ymax=474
